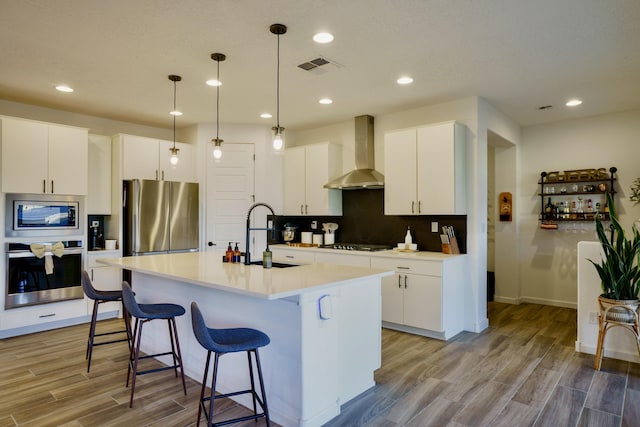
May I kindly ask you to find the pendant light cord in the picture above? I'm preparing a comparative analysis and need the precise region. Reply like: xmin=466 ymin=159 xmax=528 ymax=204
xmin=216 ymin=58 xmax=220 ymax=140
xmin=172 ymin=79 xmax=177 ymax=149
xmin=276 ymin=32 xmax=280 ymax=129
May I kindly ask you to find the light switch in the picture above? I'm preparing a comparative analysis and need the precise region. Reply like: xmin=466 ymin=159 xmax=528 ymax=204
xmin=431 ymin=222 xmax=439 ymax=233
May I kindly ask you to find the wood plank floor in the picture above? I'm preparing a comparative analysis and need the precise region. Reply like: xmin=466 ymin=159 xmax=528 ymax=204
xmin=1 ymin=302 xmax=638 ymax=426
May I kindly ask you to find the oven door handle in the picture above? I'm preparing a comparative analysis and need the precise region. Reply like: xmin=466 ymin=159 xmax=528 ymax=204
xmin=7 ymin=248 xmax=84 ymax=258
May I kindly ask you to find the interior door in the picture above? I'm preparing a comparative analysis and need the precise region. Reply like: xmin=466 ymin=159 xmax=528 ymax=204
xmin=206 ymin=143 xmax=255 ymax=251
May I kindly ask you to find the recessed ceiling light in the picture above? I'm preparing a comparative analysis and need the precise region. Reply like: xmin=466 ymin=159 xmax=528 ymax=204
xmin=170 ymin=110 xmax=183 ymax=116
xmin=260 ymin=113 xmax=272 ymax=119
xmin=55 ymin=85 xmax=74 ymax=93
xmin=397 ymin=76 xmax=413 ymax=85
xmin=206 ymin=79 xmax=222 ymax=87
xmin=566 ymin=99 xmax=582 ymax=107
xmin=313 ymin=32 xmax=334 ymax=43
xmin=319 ymin=98 xmax=333 ymax=105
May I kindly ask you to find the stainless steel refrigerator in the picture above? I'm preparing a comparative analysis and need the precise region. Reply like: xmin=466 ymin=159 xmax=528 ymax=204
xmin=123 ymin=179 xmax=199 ymax=256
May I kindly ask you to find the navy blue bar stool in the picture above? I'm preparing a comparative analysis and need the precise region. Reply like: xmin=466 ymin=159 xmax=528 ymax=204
xmin=81 ymin=270 xmax=131 ymax=372
xmin=122 ymin=281 xmax=187 ymax=408
xmin=190 ymin=301 xmax=271 ymax=427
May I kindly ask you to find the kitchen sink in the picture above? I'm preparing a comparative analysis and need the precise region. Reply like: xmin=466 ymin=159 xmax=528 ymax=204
xmin=248 ymin=261 xmax=299 ymax=268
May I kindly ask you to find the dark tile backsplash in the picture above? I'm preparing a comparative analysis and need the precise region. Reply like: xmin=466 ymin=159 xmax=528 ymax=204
xmin=270 ymin=189 xmax=466 ymax=253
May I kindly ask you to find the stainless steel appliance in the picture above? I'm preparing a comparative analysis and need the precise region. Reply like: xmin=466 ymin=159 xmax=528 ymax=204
xmin=123 ymin=179 xmax=199 ymax=255
xmin=5 ymin=194 xmax=83 ymax=238
xmin=5 ymin=240 xmax=84 ymax=308
xmin=319 ymin=243 xmax=392 ymax=252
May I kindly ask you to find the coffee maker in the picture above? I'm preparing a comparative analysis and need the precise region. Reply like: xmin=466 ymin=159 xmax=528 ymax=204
xmin=89 ymin=219 xmax=104 ymax=251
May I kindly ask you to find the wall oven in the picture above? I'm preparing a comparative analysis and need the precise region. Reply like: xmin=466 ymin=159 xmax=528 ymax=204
xmin=5 ymin=240 xmax=83 ymax=309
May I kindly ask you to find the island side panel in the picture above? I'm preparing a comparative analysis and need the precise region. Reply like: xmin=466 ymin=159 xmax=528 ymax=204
xmin=130 ymin=271 xmax=304 ymax=426
xmin=129 ymin=270 xmax=383 ymax=427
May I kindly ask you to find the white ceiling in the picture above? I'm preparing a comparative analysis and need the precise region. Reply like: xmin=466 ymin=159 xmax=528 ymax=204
xmin=1 ymin=0 xmax=639 ymax=131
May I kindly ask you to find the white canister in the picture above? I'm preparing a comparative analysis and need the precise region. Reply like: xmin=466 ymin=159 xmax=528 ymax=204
xmin=312 ymin=234 xmax=323 ymax=246
xmin=324 ymin=233 xmax=335 ymax=245
xmin=301 ymin=232 xmax=313 ymax=244
xmin=105 ymin=240 xmax=117 ymax=250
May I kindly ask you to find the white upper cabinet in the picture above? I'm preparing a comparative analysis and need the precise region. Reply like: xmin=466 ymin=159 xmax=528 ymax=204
xmin=283 ymin=143 xmax=342 ymax=216
xmin=87 ymin=134 xmax=112 ymax=214
xmin=1 ymin=116 xmax=88 ymax=195
xmin=384 ymin=121 xmax=466 ymax=215
xmin=118 ymin=134 xmax=195 ymax=182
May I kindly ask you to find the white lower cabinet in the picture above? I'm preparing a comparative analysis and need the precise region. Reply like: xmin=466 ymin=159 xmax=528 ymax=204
xmin=315 ymin=251 xmax=370 ymax=267
xmin=0 ymin=299 xmax=87 ymax=331
xmin=271 ymin=247 xmax=315 ymax=265
xmin=86 ymin=251 xmax=123 ymax=315
xmin=372 ymin=256 xmax=464 ymax=340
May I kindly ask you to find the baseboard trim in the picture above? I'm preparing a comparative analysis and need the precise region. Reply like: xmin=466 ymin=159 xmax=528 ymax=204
xmin=576 ymin=342 xmax=640 ymax=364
xmin=493 ymin=295 xmax=576 ymax=309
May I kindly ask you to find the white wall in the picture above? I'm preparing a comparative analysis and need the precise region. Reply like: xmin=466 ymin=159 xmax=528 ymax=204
xmin=518 ymin=109 xmax=640 ymax=308
xmin=0 ymin=99 xmax=173 ymax=140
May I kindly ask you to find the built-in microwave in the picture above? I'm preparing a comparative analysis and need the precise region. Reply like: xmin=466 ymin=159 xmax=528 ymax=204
xmin=5 ymin=194 xmax=84 ymax=237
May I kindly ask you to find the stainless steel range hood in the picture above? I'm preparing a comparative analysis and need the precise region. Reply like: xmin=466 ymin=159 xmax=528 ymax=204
xmin=324 ymin=115 xmax=384 ymax=189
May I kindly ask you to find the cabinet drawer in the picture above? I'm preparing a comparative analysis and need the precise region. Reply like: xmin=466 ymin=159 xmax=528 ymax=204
xmin=372 ymin=257 xmax=442 ymax=276
xmin=271 ymin=249 xmax=315 ymax=265
xmin=315 ymin=252 xmax=370 ymax=267
xmin=1 ymin=299 xmax=87 ymax=330
xmin=86 ymin=250 xmax=121 ymax=268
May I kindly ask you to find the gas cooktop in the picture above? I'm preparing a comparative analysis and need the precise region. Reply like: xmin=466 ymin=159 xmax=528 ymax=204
xmin=319 ymin=243 xmax=393 ymax=252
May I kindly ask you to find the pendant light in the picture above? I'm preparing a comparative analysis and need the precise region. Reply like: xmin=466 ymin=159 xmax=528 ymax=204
xmin=270 ymin=23 xmax=287 ymax=151
xmin=210 ymin=53 xmax=226 ymax=160
xmin=168 ymin=74 xmax=182 ymax=166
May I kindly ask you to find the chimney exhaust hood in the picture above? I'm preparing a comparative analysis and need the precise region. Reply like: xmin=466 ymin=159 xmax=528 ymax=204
xmin=324 ymin=115 xmax=384 ymax=190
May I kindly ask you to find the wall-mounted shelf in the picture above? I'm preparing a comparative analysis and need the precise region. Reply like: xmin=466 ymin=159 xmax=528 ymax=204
xmin=538 ymin=167 xmax=616 ymax=230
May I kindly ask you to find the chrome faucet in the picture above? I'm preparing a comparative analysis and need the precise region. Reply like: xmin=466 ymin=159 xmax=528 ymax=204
xmin=245 ymin=202 xmax=276 ymax=265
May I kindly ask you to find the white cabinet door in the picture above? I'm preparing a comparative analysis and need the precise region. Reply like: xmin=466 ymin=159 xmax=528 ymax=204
xmin=48 ymin=124 xmax=88 ymax=195
xmin=381 ymin=273 xmax=404 ymax=324
xmin=283 ymin=147 xmax=306 ymax=215
xmin=384 ymin=128 xmax=418 ymax=215
xmin=0 ymin=299 xmax=87 ymax=330
xmin=417 ymin=122 xmax=465 ymax=214
xmin=1 ymin=117 xmax=49 ymax=194
xmin=283 ymin=143 xmax=342 ymax=216
xmin=403 ymin=273 xmax=442 ymax=331
xmin=160 ymin=140 xmax=195 ymax=182
xmin=305 ymin=143 xmax=342 ymax=215
xmin=1 ymin=118 xmax=88 ymax=195
xmin=121 ymin=134 xmax=160 ymax=180
xmin=88 ymin=266 xmax=122 ymax=314
xmin=87 ymin=135 xmax=112 ymax=214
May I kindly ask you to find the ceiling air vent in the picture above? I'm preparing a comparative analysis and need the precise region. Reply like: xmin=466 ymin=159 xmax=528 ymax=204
xmin=297 ymin=56 xmax=343 ymax=75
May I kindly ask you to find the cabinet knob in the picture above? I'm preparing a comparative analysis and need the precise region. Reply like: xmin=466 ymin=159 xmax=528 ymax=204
xmin=207 ymin=241 xmax=215 ymax=247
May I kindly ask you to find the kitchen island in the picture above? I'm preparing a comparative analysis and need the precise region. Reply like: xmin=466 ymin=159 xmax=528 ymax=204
xmin=99 ymin=251 xmax=393 ymax=427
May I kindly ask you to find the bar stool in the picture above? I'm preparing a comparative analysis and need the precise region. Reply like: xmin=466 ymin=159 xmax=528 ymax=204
xmin=121 ymin=281 xmax=187 ymax=408
xmin=81 ymin=270 xmax=131 ymax=372
xmin=190 ymin=301 xmax=271 ymax=427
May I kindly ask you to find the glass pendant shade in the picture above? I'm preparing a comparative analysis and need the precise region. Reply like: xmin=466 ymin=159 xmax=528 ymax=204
xmin=212 ymin=138 xmax=223 ymax=160
xmin=272 ymin=126 xmax=285 ymax=151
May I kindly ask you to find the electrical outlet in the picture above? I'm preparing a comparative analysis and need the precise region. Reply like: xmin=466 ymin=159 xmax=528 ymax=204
xmin=92 ymin=220 xmax=99 ymax=227
xmin=589 ymin=311 xmax=599 ymax=324
xmin=431 ymin=222 xmax=439 ymax=233
xmin=311 ymin=220 xmax=317 ymax=230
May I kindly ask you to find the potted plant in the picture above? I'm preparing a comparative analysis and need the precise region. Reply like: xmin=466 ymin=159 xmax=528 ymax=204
xmin=589 ymin=192 xmax=640 ymax=321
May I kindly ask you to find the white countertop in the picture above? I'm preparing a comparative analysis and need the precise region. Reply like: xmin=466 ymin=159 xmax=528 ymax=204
xmin=272 ymin=244 xmax=466 ymax=261
xmin=98 ymin=251 xmax=393 ymax=300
